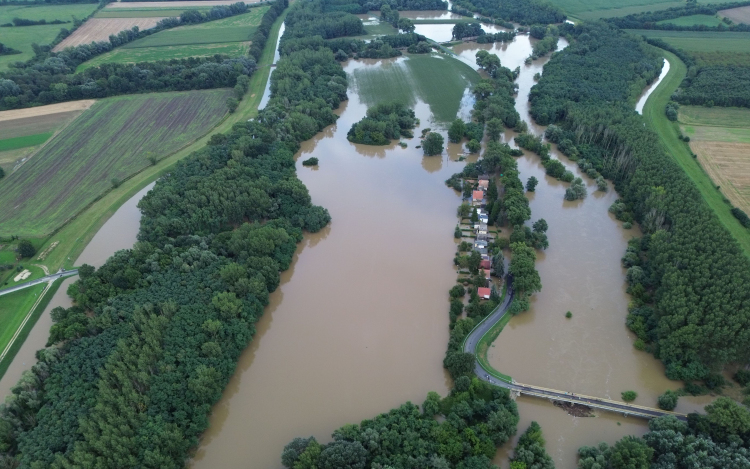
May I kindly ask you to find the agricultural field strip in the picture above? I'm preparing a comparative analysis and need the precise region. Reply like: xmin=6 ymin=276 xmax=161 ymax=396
xmin=0 ymin=134 xmax=53 ymax=152
xmin=53 ymin=18 xmax=168 ymax=51
xmin=0 ymin=89 xmax=233 ymax=238
xmin=656 ymin=14 xmax=723 ymax=27
xmin=0 ymin=3 xmax=98 ymax=23
xmin=719 ymin=5 xmax=750 ymax=23
xmin=0 ymin=110 xmax=88 ymax=140
xmin=104 ymin=0 xmax=266 ymax=8
xmin=77 ymin=43 xmax=250 ymax=71
xmin=548 ymin=0 xmax=741 ymax=19
xmin=626 ymin=29 xmax=750 ymax=52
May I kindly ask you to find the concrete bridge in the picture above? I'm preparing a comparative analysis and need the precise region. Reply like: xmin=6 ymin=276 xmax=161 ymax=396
xmin=0 ymin=269 xmax=78 ymax=297
xmin=463 ymin=278 xmax=688 ymax=421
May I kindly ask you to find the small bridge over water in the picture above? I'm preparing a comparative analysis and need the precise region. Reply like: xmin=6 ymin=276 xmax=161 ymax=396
xmin=463 ymin=282 xmax=688 ymax=421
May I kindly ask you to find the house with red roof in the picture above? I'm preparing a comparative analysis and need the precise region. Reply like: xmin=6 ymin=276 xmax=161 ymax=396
xmin=480 ymin=259 xmax=491 ymax=271
xmin=477 ymin=287 xmax=491 ymax=299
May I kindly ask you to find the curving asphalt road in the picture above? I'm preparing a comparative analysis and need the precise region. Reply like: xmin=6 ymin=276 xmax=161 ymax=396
xmin=463 ymin=277 xmax=688 ymax=421
xmin=0 ymin=269 xmax=78 ymax=297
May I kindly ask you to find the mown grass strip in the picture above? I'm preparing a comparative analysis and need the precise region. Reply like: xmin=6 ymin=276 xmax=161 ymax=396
xmin=642 ymin=49 xmax=750 ymax=257
xmin=0 ymin=133 xmax=52 ymax=152
xmin=0 ymin=278 xmax=63 ymax=381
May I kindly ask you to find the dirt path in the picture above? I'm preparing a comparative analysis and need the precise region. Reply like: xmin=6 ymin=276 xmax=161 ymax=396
xmin=0 ymin=101 xmax=95 ymax=123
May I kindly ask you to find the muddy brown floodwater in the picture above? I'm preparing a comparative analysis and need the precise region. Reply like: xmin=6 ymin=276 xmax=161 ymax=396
xmin=452 ymin=29 xmax=714 ymax=468
xmin=190 ymin=57 xmax=479 ymax=468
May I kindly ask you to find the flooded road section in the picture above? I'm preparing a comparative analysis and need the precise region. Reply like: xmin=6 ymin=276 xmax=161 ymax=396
xmin=190 ymin=57 xmax=474 ymax=469
xmin=450 ymin=29 xmax=711 ymax=467
xmin=0 ymin=183 xmax=154 ymax=399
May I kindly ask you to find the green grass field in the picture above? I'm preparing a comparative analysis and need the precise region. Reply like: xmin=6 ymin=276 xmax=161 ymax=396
xmin=679 ymin=106 xmax=750 ymax=143
xmin=0 ymin=3 xmax=98 ymax=23
xmin=78 ymin=42 xmax=250 ymax=71
xmin=548 ymin=0 xmax=740 ymax=20
xmin=77 ymin=7 xmax=266 ymax=69
xmin=627 ymin=29 xmax=750 ymax=52
xmin=0 ymin=284 xmax=46 ymax=359
xmin=349 ymin=53 xmax=480 ymax=123
xmin=657 ymin=14 xmax=723 ymax=27
xmin=0 ymin=133 xmax=53 ymax=152
xmin=0 ymin=4 xmax=99 ymax=70
xmin=95 ymin=8 xmax=213 ymax=18
xmin=0 ymin=278 xmax=63 ymax=381
xmin=642 ymin=49 xmax=750 ymax=256
xmin=0 ymin=89 xmax=233 ymax=238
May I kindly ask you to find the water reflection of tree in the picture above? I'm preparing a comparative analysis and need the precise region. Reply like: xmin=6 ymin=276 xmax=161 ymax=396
xmin=421 ymin=154 xmax=443 ymax=173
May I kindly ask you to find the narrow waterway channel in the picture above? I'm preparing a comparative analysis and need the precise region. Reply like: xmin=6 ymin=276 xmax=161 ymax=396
xmin=635 ymin=58 xmax=670 ymax=114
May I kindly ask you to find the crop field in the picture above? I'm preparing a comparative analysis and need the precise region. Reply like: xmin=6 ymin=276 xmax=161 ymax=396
xmin=0 ymin=101 xmax=93 ymax=175
xmin=547 ymin=0 xmax=739 ymax=20
xmin=53 ymin=17 xmax=167 ymax=51
xmin=76 ymin=7 xmax=266 ymax=69
xmin=720 ymin=6 xmax=750 ymax=24
xmin=105 ymin=0 xmax=265 ymax=8
xmin=628 ymin=29 xmax=750 ymax=65
xmin=657 ymin=14 xmax=723 ymax=27
xmin=349 ymin=53 xmax=479 ymax=123
xmin=96 ymin=8 xmax=208 ymax=18
xmin=78 ymin=42 xmax=250 ymax=70
xmin=0 ymin=4 xmax=98 ymax=24
xmin=677 ymin=106 xmax=750 ymax=214
xmin=0 ymin=4 xmax=99 ymax=70
xmin=0 ymin=89 xmax=233 ymax=238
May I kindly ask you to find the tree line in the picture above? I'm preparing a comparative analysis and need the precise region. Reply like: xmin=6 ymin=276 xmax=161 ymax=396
xmin=450 ymin=0 xmax=565 ymax=26
xmin=530 ymin=20 xmax=750 ymax=383
xmin=605 ymin=0 xmax=750 ymax=31
xmin=322 ymin=0 xmax=447 ymax=14
xmin=282 ymin=377 xmax=520 ymax=469
xmin=0 ymin=2 xmax=279 ymax=110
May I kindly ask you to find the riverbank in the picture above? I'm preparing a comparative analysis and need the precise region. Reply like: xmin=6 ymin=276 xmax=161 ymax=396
xmin=642 ymin=49 xmax=750 ymax=257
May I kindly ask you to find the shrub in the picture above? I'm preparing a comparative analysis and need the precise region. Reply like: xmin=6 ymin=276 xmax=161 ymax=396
xmin=657 ymin=390 xmax=679 ymax=411
xmin=621 ymin=390 xmax=637 ymax=402
xmin=454 ymin=225 xmax=462 ymax=238
xmin=423 ymin=132 xmax=444 ymax=156
xmin=526 ymin=176 xmax=538 ymax=192
xmin=302 ymin=157 xmax=318 ymax=166
xmin=734 ymin=369 xmax=750 ymax=386
xmin=565 ymin=311 xmax=572 ymax=318
xmin=560 ymin=170 xmax=574 ymax=183
xmin=17 ymin=239 xmax=35 ymax=258
xmin=633 ymin=339 xmax=645 ymax=350
xmin=731 ymin=207 xmax=750 ymax=228
xmin=564 ymin=178 xmax=587 ymax=201
xmin=449 ymin=284 xmax=466 ymax=299
xmin=623 ymin=222 xmax=632 ymax=229
xmin=466 ymin=139 xmax=481 ymax=153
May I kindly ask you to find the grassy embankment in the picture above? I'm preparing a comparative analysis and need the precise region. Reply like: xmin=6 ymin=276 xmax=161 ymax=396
xmin=0 ymin=4 xmax=99 ymax=71
xmin=642 ymin=49 xmax=750 ymax=256
xmin=0 ymin=278 xmax=64 ymax=380
xmin=0 ymin=89 xmax=234 ymax=239
xmin=77 ymin=6 xmax=268 ymax=71
xmin=656 ymin=14 xmax=724 ymax=27
xmin=32 ymin=7 xmax=289 ymax=273
xmin=350 ymin=53 xmax=480 ymax=123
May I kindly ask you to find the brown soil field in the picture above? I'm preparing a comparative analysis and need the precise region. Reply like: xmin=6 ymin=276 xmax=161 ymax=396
xmin=0 ymin=100 xmax=95 ymax=122
xmin=720 ymin=6 xmax=750 ymax=24
xmin=53 ymin=18 xmax=166 ymax=51
xmin=105 ymin=0 xmax=263 ymax=8
xmin=0 ymin=111 xmax=86 ymax=140
xmin=691 ymin=141 xmax=750 ymax=214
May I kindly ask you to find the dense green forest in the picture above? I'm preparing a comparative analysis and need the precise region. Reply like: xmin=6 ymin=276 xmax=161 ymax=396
xmin=347 ymin=102 xmax=418 ymax=145
xmin=0 ymin=3 xmax=269 ymax=110
xmin=529 ymin=21 xmax=750 ymax=382
xmin=580 ymin=399 xmax=750 ymax=468
xmin=450 ymin=0 xmax=564 ymax=26
xmin=321 ymin=0 xmax=447 ymax=14
xmin=674 ymin=65 xmax=750 ymax=108
xmin=282 ymin=377 xmax=520 ymax=469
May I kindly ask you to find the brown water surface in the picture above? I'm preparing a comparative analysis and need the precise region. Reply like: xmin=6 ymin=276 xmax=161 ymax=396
xmin=190 ymin=57 xmax=474 ymax=469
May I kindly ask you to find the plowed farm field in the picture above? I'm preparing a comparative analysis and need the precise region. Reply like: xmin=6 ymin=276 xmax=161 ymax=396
xmin=53 ymin=18 xmax=167 ymax=51
xmin=720 ymin=6 xmax=750 ymax=24
xmin=0 ymin=89 xmax=232 ymax=237
xmin=680 ymin=105 xmax=750 ymax=214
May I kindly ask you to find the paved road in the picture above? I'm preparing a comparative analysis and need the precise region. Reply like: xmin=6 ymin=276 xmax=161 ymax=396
xmin=463 ymin=277 xmax=687 ymax=421
xmin=0 ymin=269 xmax=78 ymax=297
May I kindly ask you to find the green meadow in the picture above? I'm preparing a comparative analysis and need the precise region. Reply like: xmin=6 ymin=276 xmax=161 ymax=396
xmin=548 ymin=0 xmax=739 ymax=20
xmin=657 ymin=14 xmax=723 ymax=27
xmin=0 ymin=284 xmax=46 ymax=360
xmin=78 ymin=42 xmax=251 ymax=71
xmin=0 ymin=133 xmax=53 ymax=152
xmin=349 ymin=53 xmax=480 ymax=123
